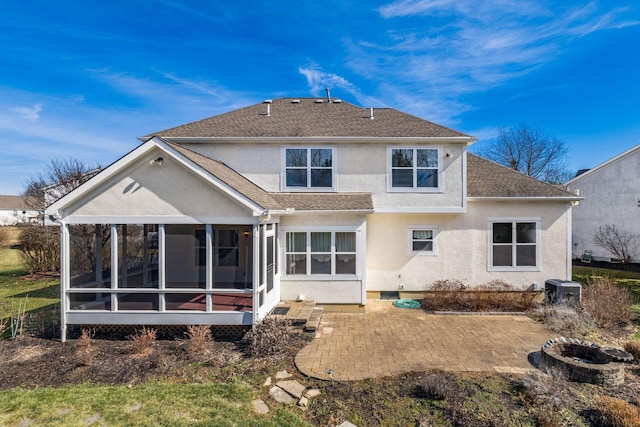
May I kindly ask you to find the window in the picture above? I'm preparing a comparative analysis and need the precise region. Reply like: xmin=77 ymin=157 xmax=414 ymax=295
xmin=489 ymin=220 xmax=539 ymax=270
xmin=285 ymin=231 xmax=357 ymax=276
xmin=409 ymin=227 xmax=437 ymax=255
xmin=284 ymin=147 xmax=334 ymax=190
xmin=388 ymin=147 xmax=441 ymax=191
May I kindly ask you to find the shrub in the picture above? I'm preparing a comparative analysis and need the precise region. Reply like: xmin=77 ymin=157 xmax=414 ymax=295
xmin=19 ymin=224 xmax=60 ymax=273
xmin=421 ymin=371 xmax=460 ymax=401
xmin=533 ymin=304 xmax=594 ymax=336
xmin=242 ymin=317 xmax=292 ymax=357
xmin=76 ymin=328 xmax=95 ymax=366
xmin=595 ymin=395 xmax=640 ymax=427
xmin=582 ymin=277 xmax=636 ymax=328
xmin=422 ymin=279 xmax=537 ymax=312
xmin=522 ymin=368 xmax=570 ymax=411
xmin=624 ymin=341 xmax=640 ymax=362
xmin=185 ymin=325 xmax=214 ymax=360
xmin=0 ymin=227 xmax=9 ymax=258
xmin=129 ymin=326 xmax=157 ymax=355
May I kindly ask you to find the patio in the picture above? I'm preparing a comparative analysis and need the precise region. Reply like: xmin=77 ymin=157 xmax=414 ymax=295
xmin=295 ymin=300 xmax=551 ymax=381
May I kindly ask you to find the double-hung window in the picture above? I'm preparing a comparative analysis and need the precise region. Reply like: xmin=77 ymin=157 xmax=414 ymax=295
xmin=489 ymin=220 xmax=540 ymax=271
xmin=285 ymin=231 xmax=357 ymax=276
xmin=408 ymin=227 xmax=437 ymax=255
xmin=388 ymin=147 xmax=441 ymax=191
xmin=284 ymin=147 xmax=334 ymax=190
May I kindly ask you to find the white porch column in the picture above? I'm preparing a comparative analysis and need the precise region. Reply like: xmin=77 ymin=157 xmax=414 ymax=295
xmin=205 ymin=224 xmax=213 ymax=312
xmin=158 ymin=224 xmax=166 ymax=312
xmin=60 ymin=222 xmax=69 ymax=342
xmin=252 ymin=223 xmax=260 ymax=324
xmin=110 ymin=224 xmax=118 ymax=311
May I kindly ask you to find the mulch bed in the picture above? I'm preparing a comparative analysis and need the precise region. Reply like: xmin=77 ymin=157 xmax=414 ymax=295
xmin=0 ymin=336 xmax=244 ymax=390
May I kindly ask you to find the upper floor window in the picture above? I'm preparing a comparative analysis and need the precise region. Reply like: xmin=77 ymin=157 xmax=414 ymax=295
xmin=488 ymin=219 xmax=540 ymax=271
xmin=283 ymin=147 xmax=335 ymax=190
xmin=388 ymin=147 xmax=441 ymax=192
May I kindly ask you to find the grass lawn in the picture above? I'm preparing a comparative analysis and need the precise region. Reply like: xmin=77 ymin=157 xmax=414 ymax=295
xmin=0 ymin=382 xmax=310 ymax=427
xmin=0 ymin=248 xmax=59 ymax=322
xmin=572 ymin=264 xmax=640 ymax=296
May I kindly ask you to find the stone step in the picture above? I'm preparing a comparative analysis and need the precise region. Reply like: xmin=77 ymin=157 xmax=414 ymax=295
xmin=304 ymin=307 xmax=324 ymax=332
xmin=271 ymin=301 xmax=319 ymax=328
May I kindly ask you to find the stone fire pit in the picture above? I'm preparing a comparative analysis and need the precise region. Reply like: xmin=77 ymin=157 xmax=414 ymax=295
xmin=540 ymin=338 xmax=633 ymax=387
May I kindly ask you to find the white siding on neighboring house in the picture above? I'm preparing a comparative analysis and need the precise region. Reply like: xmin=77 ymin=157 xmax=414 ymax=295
xmin=566 ymin=144 xmax=640 ymax=262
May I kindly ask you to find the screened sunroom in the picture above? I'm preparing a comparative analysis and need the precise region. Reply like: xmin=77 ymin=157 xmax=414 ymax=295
xmin=46 ymin=138 xmax=283 ymax=341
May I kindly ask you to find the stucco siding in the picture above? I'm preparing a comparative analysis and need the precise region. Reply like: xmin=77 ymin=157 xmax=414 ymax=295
xmin=567 ymin=148 xmax=640 ymax=262
xmin=366 ymin=201 xmax=570 ymax=291
xmin=183 ymin=142 xmax=466 ymax=210
xmin=63 ymin=152 xmax=254 ymax=222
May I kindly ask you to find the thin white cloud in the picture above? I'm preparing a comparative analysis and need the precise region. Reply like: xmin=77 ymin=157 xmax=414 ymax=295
xmin=10 ymin=103 xmax=43 ymax=122
xmin=298 ymin=65 xmax=385 ymax=108
xmin=357 ymin=1 xmax=639 ymax=123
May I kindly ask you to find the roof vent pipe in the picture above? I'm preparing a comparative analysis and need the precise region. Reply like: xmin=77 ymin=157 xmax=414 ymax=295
xmin=325 ymin=88 xmax=331 ymax=103
xmin=370 ymin=107 xmax=374 ymax=120
xmin=266 ymin=103 xmax=270 ymax=117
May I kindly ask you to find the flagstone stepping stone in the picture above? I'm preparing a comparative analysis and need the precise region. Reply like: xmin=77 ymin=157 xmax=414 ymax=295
xmin=275 ymin=370 xmax=292 ymax=379
xmin=276 ymin=380 xmax=306 ymax=399
xmin=84 ymin=414 xmax=101 ymax=425
xmin=269 ymin=386 xmax=296 ymax=405
xmin=263 ymin=376 xmax=272 ymax=387
xmin=252 ymin=399 xmax=270 ymax=414
xmin=305 ymin=388 xmax=321 ymax=399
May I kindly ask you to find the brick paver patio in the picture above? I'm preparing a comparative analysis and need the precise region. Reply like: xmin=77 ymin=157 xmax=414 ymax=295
xmin=295 ymin=300 xmax=550 ymax=381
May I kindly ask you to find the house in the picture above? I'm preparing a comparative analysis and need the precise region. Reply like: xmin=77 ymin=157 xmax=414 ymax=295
xmin=45 ymin=97 xmax=580 ymax=341
xmin=565 ymin=143 xmax=640 ymax=263
xmin=0 ymin=195 xmax=40 ymax=225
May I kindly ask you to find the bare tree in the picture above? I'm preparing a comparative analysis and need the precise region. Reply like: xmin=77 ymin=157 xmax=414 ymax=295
xmin=22 ymin=158 xmax=101 ymax=210
xmin=480 ymin=124 xmax=572 ymax=184
xmin=593 ymin=225 xmax=638 ymax=263
xmin=18 ymin=158 xmax=102 ymax=273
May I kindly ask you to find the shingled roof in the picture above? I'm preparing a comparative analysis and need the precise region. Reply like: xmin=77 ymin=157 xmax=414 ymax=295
xmin=270 ymin=193 xmax=373 ymax=211
xmin=146 ymin=98 xmax=473 ymax=139
xmin=467 ymin=154 xmax=576 ymax=198
xmin=0 ymin=195 xmax=40 ymax=210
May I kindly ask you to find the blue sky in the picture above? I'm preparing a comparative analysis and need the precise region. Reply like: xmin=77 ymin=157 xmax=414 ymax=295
xmin=1 ymin=0 xmax=639 ymax=194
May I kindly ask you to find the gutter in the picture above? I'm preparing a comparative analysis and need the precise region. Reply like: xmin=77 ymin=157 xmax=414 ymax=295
xmin=467 ymin=196 xmax=583 ymax=202
xmin=142 ymin=136 xmax=478 ymax=145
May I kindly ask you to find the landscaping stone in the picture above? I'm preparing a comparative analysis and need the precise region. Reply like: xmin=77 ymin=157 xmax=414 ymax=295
xmin=269 ymin=386 xmax=296 ymax=405
xmin=84 ymin=414 xmax=102 ymax=426
xmin=276 ymin=380 xmax=306 ymax=399
xmin=305 ymin=388 xmax=321 ymax=399
xmin=298 ymin=396 xmax=309 ymax=408
xmin=263 ymin=376 xmax=272 ymax=387
xmin=337 ymin=422 xmax=358 ymax=427
xmin=275 ymin=370 xmax=292 ymax=379
xmin=252 ymin=399 xmax=270 ymax=414
xmin=16 ymin=420 xmax=33 ymax=427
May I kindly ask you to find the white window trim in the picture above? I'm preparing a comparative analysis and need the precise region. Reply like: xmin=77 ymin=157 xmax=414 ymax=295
xmin=281 ymin=146 xmax=337 ymax=192
xmin=387 ymin=146 xmax=443 ymax=193
xmin=407 ymin=225 xmax=438 ymax=256
xmin=487 ymin=217 xmax=541 ymax=272
xmin=281 ymin=226 xmax=362 ymax=280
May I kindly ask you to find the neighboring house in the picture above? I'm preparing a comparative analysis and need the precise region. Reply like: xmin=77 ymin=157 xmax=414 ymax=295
xmin=0 ymin=195 xmax=40 ymax=225
xmin=45 ymin=98 xmax=580 ymax=340
xmin=565 ymin=143 xmax=640 ymax=263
